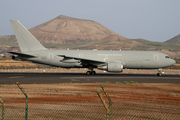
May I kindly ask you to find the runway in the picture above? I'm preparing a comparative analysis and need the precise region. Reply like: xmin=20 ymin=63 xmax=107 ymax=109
xmin=0 ymin=73 xmax=179 ymax=84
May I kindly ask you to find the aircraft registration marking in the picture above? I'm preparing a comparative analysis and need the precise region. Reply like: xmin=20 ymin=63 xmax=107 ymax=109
xmin=98 ymin=54 xmax=122 ymax=56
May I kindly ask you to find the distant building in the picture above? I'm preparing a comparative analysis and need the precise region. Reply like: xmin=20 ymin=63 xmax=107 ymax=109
xmin=0 ymin=53 xmax=4 ymax=56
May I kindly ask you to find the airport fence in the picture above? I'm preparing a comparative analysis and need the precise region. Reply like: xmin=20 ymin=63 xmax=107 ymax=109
xmin=0 ymin=84 xmax=180 ymax=120
xmin=2 ymin=100 xmax=180 ymax=120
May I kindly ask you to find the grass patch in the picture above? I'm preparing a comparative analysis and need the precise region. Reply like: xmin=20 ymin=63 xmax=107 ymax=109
xmin=116 ymin=82 xmax=121 ymax=84
xmin=123 ymin=81 xmax=138 ymax=84
xmin=105 ymin=81 xmax=110 ymax=84
xmin=129 ymin=81 xmax=138 ymax=84
xmin=123 ymin=81 xmax=129 ymax=84
xmin=54 ymin=89 xmax=59 ymax=92
xmin=78 ymin=93 xmax=82 ymax=96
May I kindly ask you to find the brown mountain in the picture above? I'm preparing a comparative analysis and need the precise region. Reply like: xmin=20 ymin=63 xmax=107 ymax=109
xmin=29 ymin=15 xmax=128 ymax=44
xmin=165 ymin=34 xmax=180 ymax=44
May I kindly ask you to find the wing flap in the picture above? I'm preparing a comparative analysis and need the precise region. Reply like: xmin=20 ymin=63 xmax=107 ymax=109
xmin=58 ymin=55 xmax=106 ymax=66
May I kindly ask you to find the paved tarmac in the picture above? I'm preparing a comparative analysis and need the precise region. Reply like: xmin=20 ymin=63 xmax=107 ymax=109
xmin=0 ymin=73 xmax=179 ymax=84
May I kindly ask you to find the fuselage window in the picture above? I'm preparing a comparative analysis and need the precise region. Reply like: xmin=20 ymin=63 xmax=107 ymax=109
xmin=165 ymin=56 xmax=171 ymax=59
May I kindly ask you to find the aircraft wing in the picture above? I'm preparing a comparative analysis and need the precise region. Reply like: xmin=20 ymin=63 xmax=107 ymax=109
xmin=58 ymin=55 xmax=106 ymax=66
xmin=8 ymin=52 xmax=37 ymax=58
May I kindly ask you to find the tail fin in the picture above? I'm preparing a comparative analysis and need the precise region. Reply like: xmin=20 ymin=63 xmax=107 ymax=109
xmin=10 ymin=20 xmax=47 ymax=53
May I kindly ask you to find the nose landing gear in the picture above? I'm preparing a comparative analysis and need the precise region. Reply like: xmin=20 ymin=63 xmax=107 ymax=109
xmin=157 ymin=73 xmax=162 ymax=76
xmin=157 ymin=68 xmax=163 ymax=76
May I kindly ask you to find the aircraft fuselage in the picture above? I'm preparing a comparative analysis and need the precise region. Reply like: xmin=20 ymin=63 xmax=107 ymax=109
xmin=21 ymin=50 xmax=175 ymax=69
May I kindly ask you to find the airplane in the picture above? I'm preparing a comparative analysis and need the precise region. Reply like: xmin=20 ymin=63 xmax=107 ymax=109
xmin=9 ymin=20 xmax=175 ymax=76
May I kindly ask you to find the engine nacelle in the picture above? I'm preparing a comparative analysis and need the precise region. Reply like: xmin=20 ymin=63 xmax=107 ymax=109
xmin=12 ymin=55 xmax=20 ymax=61
xmin=98 ymin=63 xmax=123 ymax=72
xmin=60 ymin=58 xmax=80 ymax=63
xmin=108 ymin=63 xmax=123 ymax=72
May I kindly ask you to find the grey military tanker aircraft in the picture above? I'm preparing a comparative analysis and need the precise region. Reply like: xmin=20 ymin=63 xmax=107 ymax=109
xmin=9 ymin=20 xmax=175 ymax=76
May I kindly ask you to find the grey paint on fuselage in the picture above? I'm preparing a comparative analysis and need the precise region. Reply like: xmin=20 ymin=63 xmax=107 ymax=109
xmin=25 ymin=50 xmax=174 ymax=69
xmin=9 ymin=20 xmax=175 ymax=74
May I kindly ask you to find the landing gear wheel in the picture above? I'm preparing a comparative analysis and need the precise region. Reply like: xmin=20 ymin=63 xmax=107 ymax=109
xmin=86 ymin=71 xmax=91 ymax=75
xmin=157 ymin=68 xmax=162 ymax=76
xmin=86 ymin=71 xmax=96 ymax=75
xmin=91 ymin=71 xmax=96 ymax=75
xmin=157 ymin=73 xmax=162 ymax=76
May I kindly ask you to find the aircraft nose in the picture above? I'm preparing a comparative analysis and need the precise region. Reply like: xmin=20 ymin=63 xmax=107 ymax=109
xmin=170 ymin=59 xmax=176 ymax=65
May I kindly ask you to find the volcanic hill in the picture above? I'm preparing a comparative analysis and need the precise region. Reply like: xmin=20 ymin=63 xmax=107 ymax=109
xmin=165 ymin=34 xmax=180 ymax=44
xmin=29 ymin=15 xmax=128 ymax=44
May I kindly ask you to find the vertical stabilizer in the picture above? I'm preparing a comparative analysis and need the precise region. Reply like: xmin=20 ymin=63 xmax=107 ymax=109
xmin=10 ymin=20 xmax=47 ymax=53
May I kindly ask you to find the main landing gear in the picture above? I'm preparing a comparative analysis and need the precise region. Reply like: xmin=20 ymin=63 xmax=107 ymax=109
xmin=86 ymin=71 xmax=96 ymax=75
xmin=86 ymin=66 xmax=96 ymax=75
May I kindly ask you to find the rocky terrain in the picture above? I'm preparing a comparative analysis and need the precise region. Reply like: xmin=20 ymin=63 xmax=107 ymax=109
xmin=29 ymin=15 xmax=128 ymax=44
xmin=166 ymin=34 xmax=180 ymax=44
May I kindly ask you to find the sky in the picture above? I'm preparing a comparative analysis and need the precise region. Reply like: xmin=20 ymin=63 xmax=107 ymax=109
xmin=1 ymin=0 xmax=180 ymax=42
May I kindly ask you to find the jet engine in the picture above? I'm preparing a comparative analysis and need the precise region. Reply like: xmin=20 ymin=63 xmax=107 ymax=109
xmin=60 ymin=58 xmax=80 ymax=63
xmin=98 ymin=63 xmax=123 ymax=72
xmin=11 ymin=55 xmax=20 ymax=61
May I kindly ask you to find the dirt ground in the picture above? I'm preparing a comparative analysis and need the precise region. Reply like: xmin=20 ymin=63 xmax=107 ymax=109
xmin=0 ymin=59 xmax=180 ymax=119
xmin=0 ymin=83 xmax=180 ymax=119
xmin=1 ymin=83 xmax=180 ymax=105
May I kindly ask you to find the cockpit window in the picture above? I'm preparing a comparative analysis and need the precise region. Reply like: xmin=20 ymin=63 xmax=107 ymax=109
xmin=165 ymin=56 xmax=171 ymax=59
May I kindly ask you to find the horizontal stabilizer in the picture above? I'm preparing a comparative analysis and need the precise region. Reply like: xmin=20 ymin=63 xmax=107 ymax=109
xmin=8 ymin=52 xmax=37 ymax=58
